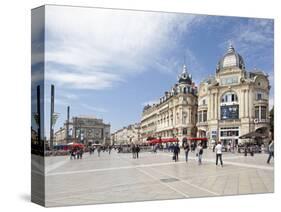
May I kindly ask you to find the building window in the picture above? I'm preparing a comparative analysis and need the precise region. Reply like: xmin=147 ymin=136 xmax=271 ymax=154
xmin=198 ymin=110 xmax=207 ymax=122
xmin=221 ymin=91 xmax=238 ymax=103
xmin=255 ymin=106 xmax=259 ymax=119
xmin=183 ymin=128 xmax=187 ymax=135
xmin=256 ymin=92 xmax=263 ymax=100
xmin=261 ymin=106 xmax=267 ymax=119
xmin=203 ymin=110 xmax=207 ymax=122
xmin=255 ymin=106 xmax=267 ymax=120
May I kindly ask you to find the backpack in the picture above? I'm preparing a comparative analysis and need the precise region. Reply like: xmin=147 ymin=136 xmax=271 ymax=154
xmin=199 ymin=148 xmax=203 ymax=155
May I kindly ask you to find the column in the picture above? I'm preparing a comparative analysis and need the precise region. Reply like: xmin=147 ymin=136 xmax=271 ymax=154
xmin=249 ymin=89 xmax=253 ymax=118
xmin=214 ymin=92 xmax=217 ymax=119
xmin=213 ymin=93 xmax=215 ymax=119
xmin=245 ymin=90 xmax=249 ymax=117
xmin=208 ymin=92 xmax=212 ymax=120
xmin=179 ymin=107 xmax=182 ymax=125
xmin=210 ymin=93 xmax=213 ymax=120
xmin=241 ymin=90 xmax=245 ymax=118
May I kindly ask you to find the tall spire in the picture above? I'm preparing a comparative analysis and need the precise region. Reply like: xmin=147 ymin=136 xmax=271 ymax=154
xmin=182 ymin=64 xmax=187 ymax=74
xmin=227 ymin=41 xmax=235 ymax=53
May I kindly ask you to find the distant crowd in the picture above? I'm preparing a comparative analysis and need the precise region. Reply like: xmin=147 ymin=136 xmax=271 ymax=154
xmin=66 ymin=139 xmax=274 ymax=165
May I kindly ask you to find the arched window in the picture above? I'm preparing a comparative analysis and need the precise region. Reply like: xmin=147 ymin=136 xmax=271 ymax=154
xmin=221 ymin=91 xmax=238 ymax=103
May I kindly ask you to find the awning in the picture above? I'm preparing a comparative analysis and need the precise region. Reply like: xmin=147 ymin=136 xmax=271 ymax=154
xmin=184 ymin=137 xmax=208 ymax=141
xmin=161 ymin=138 xmax=178 ymax=143
xmin=67 ymin=142 xmax=85 ymax=148
xmin=148 ymin=138 xmax=178 ymax=144
xmin=239 ymin=131 xmax=268 ymax=139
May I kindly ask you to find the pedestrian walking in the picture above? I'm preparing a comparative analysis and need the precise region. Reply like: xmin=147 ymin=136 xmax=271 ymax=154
xmin=135 ymin=145 xmax=140 ymax=159
xmin=267 ymin=141 xmax=274 ymax=164
xmin=70 ymin=149 xmax=76 ymax=160
xmin=80 ymin=148 xmax=84 ymax=159
xmin=97 ymin=146 xmax=101 ymax=157
xmin=215 ymin=141 xmax=223 ymax=167
xmin=183 ymin=142 xmax=190 ymax=162
xmin=196 ymin=143 xmax=203 ymax=165
xmin=132 ymin=145 xmax=136 ymax=159
xmin=173 ymin=143 xmax=180 ymax=162
xmin=212 ymin=141 xmax=216 ymax=152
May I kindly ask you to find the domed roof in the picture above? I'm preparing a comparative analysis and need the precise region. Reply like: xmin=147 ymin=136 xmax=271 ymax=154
xmin=216 ymin=44 xmax=245 ymax=73
xmin=178 ymin=65 xmax=192 ymax=84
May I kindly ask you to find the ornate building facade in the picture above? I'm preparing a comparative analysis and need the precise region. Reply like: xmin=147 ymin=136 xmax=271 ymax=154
xmin=54 ymin=116 xmax=111 ymax=146
xmin=111 ymin=123 xmax=141 ymax=145
xmin=197 ymin=44 xmax=270 ymax=146
xmin=72 ymin=116 xmax=111 ymax=145
xmin=141 ymin=65 xmax=198 ymax=143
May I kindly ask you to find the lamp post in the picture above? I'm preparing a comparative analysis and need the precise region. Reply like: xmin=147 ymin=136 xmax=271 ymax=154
xmin=49 ymin=85 xmax=59 ymax=151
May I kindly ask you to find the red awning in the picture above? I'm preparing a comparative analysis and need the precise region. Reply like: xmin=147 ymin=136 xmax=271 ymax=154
xmin=67 ymin=142 xmax=85 ymax=148
xmin=148 ymin=138 xmax=178 ymax=144
xmin=148 ymin=139 xmax=161 ymax=144
xmin=161 ymin=138 xmax=178 ymax=143
xmin=185 ymin=137 xmax=208 ymax=141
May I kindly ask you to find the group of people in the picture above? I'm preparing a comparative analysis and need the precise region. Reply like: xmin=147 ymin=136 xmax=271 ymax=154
xmin=173 ymin=141 xmax=224 ymax=167
xmin=70 ymin=148 xmax=84 ymax=160
xmin=89 ymin=145 xmax=114 ymax=157
xmin=131 ymin=145 xmax=141 ymax=159
xmin=175 ymin=140 xmax=275 ymax=166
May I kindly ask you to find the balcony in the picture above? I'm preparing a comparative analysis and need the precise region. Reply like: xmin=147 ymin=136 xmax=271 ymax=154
xmin=198 ymin=104 xmax=208 ymax=110
xmin=219 ymin=119 xmax=241 ymax=125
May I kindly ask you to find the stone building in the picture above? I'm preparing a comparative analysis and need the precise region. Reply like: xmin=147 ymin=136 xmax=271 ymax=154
xmin=54 ymin=126 xmax=67 ymax=145
xmin=111 ymin=123 xmax=141 ymax=145
xmin=72 ymin=116 xmax=111 ymax=145
xmin=197 ymin=44 xmax=270 ymax=146
xmin=141 ymin=65 xmax=198 ymax=144
xmin=54 ymin=116 xmax=111 ymax=146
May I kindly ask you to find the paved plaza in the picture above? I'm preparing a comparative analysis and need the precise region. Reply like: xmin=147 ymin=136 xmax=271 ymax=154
xmin=41 ymin=149 xmax=274 ymax=207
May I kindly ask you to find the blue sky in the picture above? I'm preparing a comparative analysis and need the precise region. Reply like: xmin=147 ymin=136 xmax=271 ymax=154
xmin=35 ymin=5 xmax=274 ymax=135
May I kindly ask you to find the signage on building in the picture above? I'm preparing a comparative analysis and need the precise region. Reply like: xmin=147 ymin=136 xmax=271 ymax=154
xmin=211 ymin=130 xmax=217 ymax=139
xmin=221 ymin=105 xmax=239 ymax=120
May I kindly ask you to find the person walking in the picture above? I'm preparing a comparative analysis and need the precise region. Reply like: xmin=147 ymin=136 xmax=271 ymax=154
xmin=70 ymin=149 xmax=75 ymax=160
xmin=215 ymin=141 xmax=223 ymax=167
xmin=267 ymin=141 xmax=274 ymax=164
xmin=132 ymin=145 xmax=136 ymax=159
xmin=80 ymin=148 xmax=84 ymax=159
xmin=173 ymin=143 xmax=180 ymax=162
xmin=183 ymin=142 xmax=190 ymax=162
xmin=97 ymin=146 xmax=101 ymax=157
xmin=135 ymin=145 xmax=140 ymax=159
xmin=212 ymin=141 xmax=216 ymax=152
xmin=196 ymin=143 xmax=203 ymax=165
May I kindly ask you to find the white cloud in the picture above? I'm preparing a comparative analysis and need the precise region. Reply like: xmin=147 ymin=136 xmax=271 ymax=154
xmin=222 ymin=18 xmax=274 ymax=56
xmin=80 ymin=103 xmax=107 ymax=113
xmin=46 ymin=69 xmax=123 ymax=90
xmin=44 ymin=5 xmax=200 ymax=90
